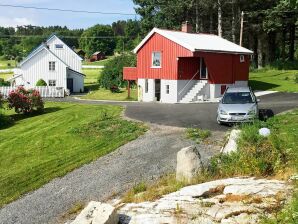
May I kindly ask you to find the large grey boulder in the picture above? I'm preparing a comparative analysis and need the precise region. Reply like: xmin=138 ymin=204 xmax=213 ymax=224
xmin=176 ymin=146 xmax=203 ymax=183
xmin=71 ymin=201 xmax=118 ymax=224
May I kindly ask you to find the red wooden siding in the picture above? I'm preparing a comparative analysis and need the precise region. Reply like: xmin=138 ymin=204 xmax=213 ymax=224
xmin=136 ymin=33 xmax=193 ymax=80
xmin=178 ymin=57 xmax=200 ymax=80
xmin=123 ymin=67 xmax=137 ymax=80
xmin=233 ymin=55 xmax=250 ymax=81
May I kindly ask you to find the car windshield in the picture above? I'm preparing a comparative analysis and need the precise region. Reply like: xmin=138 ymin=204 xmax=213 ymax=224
xmin=222 ymin=92 xmax=255 ymax=104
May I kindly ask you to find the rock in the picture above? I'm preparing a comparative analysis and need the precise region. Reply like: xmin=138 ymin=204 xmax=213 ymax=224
xmin=71 ymin=201 xmax=118 ymax=224
xmin=176 ymin=146 xmax=203 ymax=183
xmin=221 ymin=130 xmax=241 ymax=154
xmin=118 ymin=177 xmax=291 ymax=224
xmin=259 ymin=128 xmax=271 ymax=137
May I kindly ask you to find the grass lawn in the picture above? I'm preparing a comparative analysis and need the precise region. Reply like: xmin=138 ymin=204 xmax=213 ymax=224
xmin=82 ymin=68 xmax=138 ymax=101
xmin=0 ymin=72 xmax=13 ymax=80
xmin=0 ymin=60 xmax=17 ymax=69
xmin=249 ymin=69 xmax=298 ymax=92
xmin=0 ymin=102 xmax=146 ymax=207
xmin=82 ymin=56 xmax=114 ymax=66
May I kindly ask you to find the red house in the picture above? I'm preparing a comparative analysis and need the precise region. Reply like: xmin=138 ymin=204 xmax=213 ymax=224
xmin=123 ymin=23 xmax=253 ymax=103
xmin=90 ymin=51 xmax=106 ymax=62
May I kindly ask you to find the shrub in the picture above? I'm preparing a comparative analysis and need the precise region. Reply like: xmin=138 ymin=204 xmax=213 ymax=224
xmin=7 ymin=87 xmax=44 ymax=114
xmin=36 ymin=79 xmax=47 ymax=86
xmin=0 ymin=78 xmax=10 ymax=86
xmin=110 ymin=85 xmax=120 ymax=93
xmin=99 ymin=53 xmax=136 ymax=89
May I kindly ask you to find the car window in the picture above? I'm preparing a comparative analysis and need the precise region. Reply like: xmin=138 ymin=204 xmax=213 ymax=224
xmin=222 ymin=92 xmax=255 ymax=104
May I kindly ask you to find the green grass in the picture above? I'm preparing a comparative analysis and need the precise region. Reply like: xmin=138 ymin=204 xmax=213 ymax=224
xmin=249 ymin=69 xmax=298 ymax=92
xmin=0 ymin=102 xmax=146 ymax=207
xmin=82 ymin=68 xmax=138 ymax=101
xmin=186 ymin=128 xmax=211 ymax=143
xmin=0 ymin=60 xmax=16 ymax=69
xmin=82 ymin=56 xmax=114 ymax=66
xmin=0 ymin=72 xmax=13 ymax=81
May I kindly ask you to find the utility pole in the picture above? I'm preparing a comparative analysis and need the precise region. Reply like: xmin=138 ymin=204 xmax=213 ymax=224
xmin=218 ymin=0 xmax=222 ymax=37
xmin=239 ymin=11 xmax=244 ymax=46
xmin=195 ymin=0 xmax=199 ymax=33
xmin=231 ymin=0 xmax=236 ymax=43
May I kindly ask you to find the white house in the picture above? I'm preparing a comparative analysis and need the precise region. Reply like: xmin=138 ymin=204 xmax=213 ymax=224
xmin=11 ymin=34 xmax=84 ymax=93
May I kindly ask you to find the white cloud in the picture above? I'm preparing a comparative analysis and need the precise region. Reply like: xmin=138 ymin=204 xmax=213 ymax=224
xmin=0 ymin=17 xmax=36 ymax=27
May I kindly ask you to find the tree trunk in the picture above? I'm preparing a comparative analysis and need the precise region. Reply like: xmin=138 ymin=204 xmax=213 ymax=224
xmin=281 ymin=27 xmax=286 ymax=61
xmin=289 ymin=23 xmax=295 ymax=61
xmin=218 ymin=0 xmax=222 ymax=37
xmin=268 ymin=31 xmax=276 ymax=63
xmin=231 ymin=0 xmax=236 ymax=43
xmin=209 ymin=12 xmax=213 ymax=33
xmin=257 ymin=34 xmax=263 ymax=69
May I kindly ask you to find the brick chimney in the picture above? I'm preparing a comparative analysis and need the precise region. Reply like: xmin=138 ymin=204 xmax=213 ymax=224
xmin=181 ymin=21 xmax=192 ymax=33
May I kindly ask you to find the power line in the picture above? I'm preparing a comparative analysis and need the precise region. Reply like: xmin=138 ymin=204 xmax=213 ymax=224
xmin=0 ymin=34 xmax=124 ymax=39
xmin=0 ymin=4 xmax=137 ymax=16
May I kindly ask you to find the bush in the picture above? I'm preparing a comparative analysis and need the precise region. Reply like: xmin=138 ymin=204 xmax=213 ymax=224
xmin=7 ymin=87 xmax=44 ymax=114
xmin=99 ymin=53 xmax=136 ymax=89
xmin=0 ymin=78 xmax=10 ymax=86
xmin=110 ymin=85 xmax=120 ymax=93
xmin=36 ymin=79 xmax=47 ymax=86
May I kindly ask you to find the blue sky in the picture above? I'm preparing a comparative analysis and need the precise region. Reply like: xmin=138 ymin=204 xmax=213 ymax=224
xmin=0 ymin=0 xmax=137 ymax=29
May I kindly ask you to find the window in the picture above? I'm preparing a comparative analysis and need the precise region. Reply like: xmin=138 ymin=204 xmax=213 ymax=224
xmin=240 ymin=55 xmax=245 ymax=63
xmin=145 ymin=79 xmax=148 ymax=93
xmin=166 ymin=85 xmax=170 ymax=94
xmin=152 ymin=52 xmax=161 ymax=67
xmin=49 ymin=61 xmax=55 ymax=71
xmin=48 ymin=80 xmax=56 ymax=87
xmin=55 ymin=44 xmax=63 ymax=49
xmin=200 ymin=58 xmax=208 ymax=79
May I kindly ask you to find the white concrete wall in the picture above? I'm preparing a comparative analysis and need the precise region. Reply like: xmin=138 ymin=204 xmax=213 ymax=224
xmin=177 ymin=80 xmax=197 ymax=102
xmin=16 ymin=48 xmax=67 ymax=89
xmin=47 ymin=36 xmax=82 ymax=73
xmin=138 ymin=78 xmax=155 ymax=102
xmin=67 ymin=70 xmax=84 ymax=93
xmin=160 ymin=80 xmax=178 ymax=103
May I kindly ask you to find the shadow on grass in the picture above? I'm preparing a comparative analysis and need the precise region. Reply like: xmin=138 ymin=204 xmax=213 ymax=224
xmin=85 ymin=83 xmax=100 ymax=92
xmin=249 ymin=80 xmax=280 ymax=91
xmin=0 ymin=107 xmax=62 ymax=130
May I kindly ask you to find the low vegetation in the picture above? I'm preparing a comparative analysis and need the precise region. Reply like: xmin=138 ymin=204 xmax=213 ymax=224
xmin=0 ymin=102 xmax=146 ymax=207
xmin=82 ymin=56 xmax=114 ymax=66
xmin=123 ymin=110 xmax=298 ymax=220
xmin=249 ymin=68 xmax=298 ymax=92
xmin=0 ymin=60 xmax=16 ymax=69
xmin=186 ymin=128 xmax=211 ymax=143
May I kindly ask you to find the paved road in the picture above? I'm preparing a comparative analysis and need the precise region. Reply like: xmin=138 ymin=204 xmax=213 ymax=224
xmin=0 ymin=125 xmax=223 ymax=224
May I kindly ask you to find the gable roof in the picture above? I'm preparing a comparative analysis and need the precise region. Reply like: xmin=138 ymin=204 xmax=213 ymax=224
xmin=19 ymin=34 xmax=83 ymax=67
xmin=134 ymin=28 xmax=253 ymax=55
xmin=19 ymin=44 xmax=69 ymax=67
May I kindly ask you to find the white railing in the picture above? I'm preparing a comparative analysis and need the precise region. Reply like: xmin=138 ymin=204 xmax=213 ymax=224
xmin=0 ymin=86 xmax=65 ymax=98
xmin=178 ymin=69 xmax=200 ymax=96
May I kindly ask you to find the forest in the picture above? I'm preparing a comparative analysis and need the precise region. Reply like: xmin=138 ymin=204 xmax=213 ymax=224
xmin=0 ymin=0 xmax=297 ymax=68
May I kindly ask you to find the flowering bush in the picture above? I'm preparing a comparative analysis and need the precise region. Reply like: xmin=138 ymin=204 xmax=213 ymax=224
xmin=7 ymin=87 xmax=44 ymax=114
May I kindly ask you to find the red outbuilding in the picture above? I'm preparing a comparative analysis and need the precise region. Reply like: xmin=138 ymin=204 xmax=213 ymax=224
xmin=123 ymin=22 xmax=253 ymax=103
xmin=90 ymin=51 xmax=106 ymax=62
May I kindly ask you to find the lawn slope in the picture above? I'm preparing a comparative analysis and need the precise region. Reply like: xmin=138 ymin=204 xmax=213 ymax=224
xmin=0 ymin=102 xmax=146 ymax=207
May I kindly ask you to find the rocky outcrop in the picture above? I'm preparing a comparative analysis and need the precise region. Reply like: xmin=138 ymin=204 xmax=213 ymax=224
xmin=71 ymin=201 xmax=118 ymax=224
xmin=118 ymin=177 xmax=291 ymax=224
xmin=176 ymin=146 xmax=203 ymax=183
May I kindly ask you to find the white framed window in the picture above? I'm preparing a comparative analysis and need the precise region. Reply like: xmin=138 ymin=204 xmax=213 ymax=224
xmin=48 ymin=80 xmax=56 ymax=86
xmin=200 ymin=58 xmax=208 ymax=79
xmin=166 ymin=85 xmax=170 ymax=94
xmin=152 ymin=52 xmax=161 ymax=67
xmin=49 ymin=61 xmax=56 ymax=71
xmin=55 ymin=44 xmax=63 ymax=49
xmin=145 ymin=79 xmax=149 ymax=93
xmin=240 ymin=55 xmax=245 ymax=63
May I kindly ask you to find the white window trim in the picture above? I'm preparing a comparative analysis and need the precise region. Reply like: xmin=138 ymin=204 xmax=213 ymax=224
xmin=49 ymin=61 xmax=56 ymax=71
xmin=48 ymin=79 xmax=56 ymax=87
xmin=151 ymin=51 xmax=162 ymax=68
xmin=200 ymin=58 xmax=208 ymax=79
xmin=240 ymin=55 xmax=245 ymax=63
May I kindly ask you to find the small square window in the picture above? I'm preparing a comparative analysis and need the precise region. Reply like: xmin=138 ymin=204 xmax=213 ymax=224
xmin=152 ymin=52 xmax=161 ymax=67
xmin=49 ymin=61 xmax=55 ymax=71
xmin=55 ymin=44 xmax=63 ymax=49
xmin=240 ymin=55 xmax=245 ymax=63
xmin=145 ymin=79 xmax=148 ymax=93
xmin=166 ymin=85 xmax=169 ymax=94
xmin=49 ymin=80 xmax=56 ymax=86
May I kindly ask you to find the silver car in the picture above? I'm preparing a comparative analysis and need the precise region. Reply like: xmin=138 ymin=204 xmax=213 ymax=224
xmin=217 ymin=87 xmax=259 ymax=124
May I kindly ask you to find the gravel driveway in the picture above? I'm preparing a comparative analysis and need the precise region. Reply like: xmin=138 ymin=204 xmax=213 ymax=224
xmin=0 ymin=124 xmax=224 ymax=224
